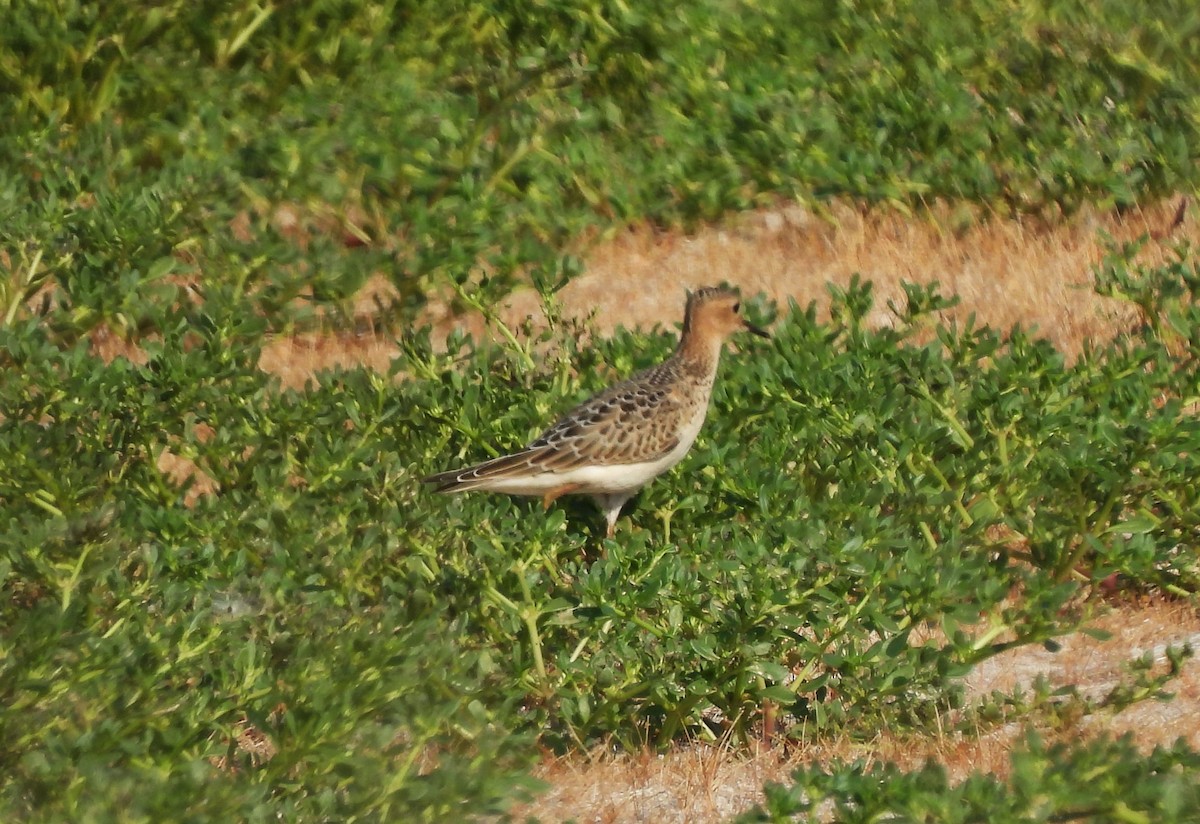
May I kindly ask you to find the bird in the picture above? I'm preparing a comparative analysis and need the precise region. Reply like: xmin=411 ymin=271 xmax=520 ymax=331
xmin=422 ymin=286 xmax=769 ymax=538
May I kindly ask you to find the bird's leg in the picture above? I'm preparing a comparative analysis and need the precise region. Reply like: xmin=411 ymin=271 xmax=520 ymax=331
xmin=602 ymin=494 xmax=630 ymax=539
xmin=761 ymin=700 xmax=777 ymax=749
xmin=542 ymin=483 xmax=582 ymax=510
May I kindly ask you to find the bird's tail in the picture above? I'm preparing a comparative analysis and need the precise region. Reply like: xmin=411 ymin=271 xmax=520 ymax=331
xmin=422 ymin=447 xmax=549 ymax=493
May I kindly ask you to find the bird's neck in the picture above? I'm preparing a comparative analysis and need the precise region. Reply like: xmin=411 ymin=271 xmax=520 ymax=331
xmin=675 ymin=328 xmax=723 ymax=382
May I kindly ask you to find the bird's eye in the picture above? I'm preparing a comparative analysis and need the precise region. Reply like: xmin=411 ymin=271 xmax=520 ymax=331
xmin=732 ymin=302 xmax=741 ymax=313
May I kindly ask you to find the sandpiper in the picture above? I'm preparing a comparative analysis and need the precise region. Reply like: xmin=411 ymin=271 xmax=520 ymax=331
xmin=423 ymin=287 xmax=769 ymax=537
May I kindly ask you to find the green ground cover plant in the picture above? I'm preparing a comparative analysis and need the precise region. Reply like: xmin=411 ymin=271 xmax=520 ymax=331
xmin=4 ymin=0 xmax=1200 ymax=819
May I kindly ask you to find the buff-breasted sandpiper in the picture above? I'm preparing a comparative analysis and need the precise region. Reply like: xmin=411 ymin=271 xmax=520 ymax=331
xmin=423 ymin=286 xmax=768 ymax=537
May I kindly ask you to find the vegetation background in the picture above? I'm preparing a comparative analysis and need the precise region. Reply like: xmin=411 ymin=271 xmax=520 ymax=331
xmin=2 ymin=0 xmax=1200 ymax=821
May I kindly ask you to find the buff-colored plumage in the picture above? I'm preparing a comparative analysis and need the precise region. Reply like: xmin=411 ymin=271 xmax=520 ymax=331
xmin=423 ymin=287 xmax=768 ymax=537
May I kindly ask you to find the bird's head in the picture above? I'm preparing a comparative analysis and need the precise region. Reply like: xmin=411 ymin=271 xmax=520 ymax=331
xmin=683 ymin=286 xmax=770 ymax=342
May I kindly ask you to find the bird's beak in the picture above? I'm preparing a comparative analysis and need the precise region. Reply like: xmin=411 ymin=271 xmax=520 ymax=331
xmin=744 ymin=320 xmax=770 ymax=339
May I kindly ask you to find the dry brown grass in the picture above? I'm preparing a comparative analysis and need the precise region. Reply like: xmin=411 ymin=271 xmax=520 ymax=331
xmin=431 ymin=198 xmax=1193 ymax=369
xmin=258 ymin=261 xmax=402 ymax=387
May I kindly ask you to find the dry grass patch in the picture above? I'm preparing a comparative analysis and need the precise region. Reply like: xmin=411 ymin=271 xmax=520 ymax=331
xmin=487 ymin=198 xmax=1192 ymax=360
xmin=258 ymin=328 xmax=399 ymax=388
xmin=155 ymin=422 xmax=219 ymax=508
xmin=155 ymin=449 xmax=219 ymax=509
xmin=525 ymin=742 xmax=799 ymax=824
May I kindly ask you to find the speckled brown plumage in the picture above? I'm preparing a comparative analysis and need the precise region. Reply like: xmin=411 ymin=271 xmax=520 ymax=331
xmin=423 ymin=286 xmax=769 ymax=537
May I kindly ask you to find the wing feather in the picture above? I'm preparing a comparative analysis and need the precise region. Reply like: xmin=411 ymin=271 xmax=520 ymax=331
xmin=422 ymin=445 xmax=555 ymax=491
xmin=423 ymin=358 xmax=691 ymax=492
xmin=528 ymin=363 xmax=684 ymax=466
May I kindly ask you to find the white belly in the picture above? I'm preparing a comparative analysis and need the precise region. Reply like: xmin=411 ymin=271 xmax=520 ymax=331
xmin=484 ymin=401 xmax=710 ymax=497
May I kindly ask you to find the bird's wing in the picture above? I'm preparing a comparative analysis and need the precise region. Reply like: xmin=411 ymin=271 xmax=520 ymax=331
xmin=422 ymin=362 xmax=687 ymax=491
xmin=524 ymin=366 xmax=684 ymax=469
